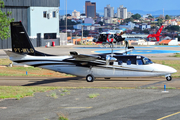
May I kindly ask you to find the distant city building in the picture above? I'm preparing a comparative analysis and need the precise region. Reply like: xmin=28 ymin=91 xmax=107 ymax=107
xmin=85 ymin=1 xmax=96 ymax=18
xmin=117 ymin=5 xmax=127 ymax=19
xmin=84 ymin=18 xmax=95 ymax=24
xmin=72 ymin=10 xmax=80 ymax=18
xmin=127 ymin=12 xmax=133 ymax=18
xmin=139 ymin=23 xmax=151 ymax=30
xmin=119 ymin=22 xmax=136 ymax=30
xmin=104 ymin=5 xmax=114 ymax=18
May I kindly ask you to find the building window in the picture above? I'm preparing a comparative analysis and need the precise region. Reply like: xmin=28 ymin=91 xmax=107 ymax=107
xmin=53 ymin=11 xmax=56 ymax=18
xmin=43 ymin=11 xmax=47 ymax=18
xmin=44 ymin=33 xmax=57 ymax=39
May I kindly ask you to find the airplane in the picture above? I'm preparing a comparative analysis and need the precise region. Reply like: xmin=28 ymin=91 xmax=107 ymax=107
xmin=147 ymin=25 xmax=164 ymax=41
xmin=5 ymin=22 xmax=177 ymax=82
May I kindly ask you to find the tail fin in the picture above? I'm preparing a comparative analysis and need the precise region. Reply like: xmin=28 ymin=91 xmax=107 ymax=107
xmin=10 ymin=22 xmax=54 ymax=56
xmin=156 ymin=25 xmax=164 ymax=36
xmin=11 ymin=22 xmax=35 ymax=55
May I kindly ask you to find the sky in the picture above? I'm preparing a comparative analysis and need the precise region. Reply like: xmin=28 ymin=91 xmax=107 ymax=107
xmin=60 ymin=0 xmax=180 ymax=12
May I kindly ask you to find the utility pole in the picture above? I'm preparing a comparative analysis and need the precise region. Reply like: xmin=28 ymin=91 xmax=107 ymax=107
xmin=81 ymin=25 xmax=83 ymax=44
xmin=66 ymin=0 xmax=67 ymax=44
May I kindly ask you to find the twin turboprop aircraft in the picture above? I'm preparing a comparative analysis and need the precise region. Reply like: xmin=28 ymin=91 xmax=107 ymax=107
xmin=5 ymin=22 xmax=177 ymax=82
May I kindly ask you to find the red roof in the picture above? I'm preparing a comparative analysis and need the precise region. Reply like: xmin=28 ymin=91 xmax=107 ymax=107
xmin=159 ymin=40 xmax=171 ymax=44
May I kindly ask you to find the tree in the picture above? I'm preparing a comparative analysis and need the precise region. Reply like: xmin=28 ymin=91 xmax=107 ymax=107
xmin=165 ymin=15 xmax=171 ymax=20
xmin=131 ymin=13 xmax=141 ymax=20
xmin=157 ymin=18 xmax=163 ymax=26
xmin=122 ymin=17 xmax=134 ymax=24
xmin=0 ymin=0 xmax=14 ymax=40
xmin=165 ymin=25 xmax=180 ymax=32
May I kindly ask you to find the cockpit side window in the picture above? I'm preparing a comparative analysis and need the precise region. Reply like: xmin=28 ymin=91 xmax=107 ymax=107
xmin=143 ymin=58 xmax=153 ymax=65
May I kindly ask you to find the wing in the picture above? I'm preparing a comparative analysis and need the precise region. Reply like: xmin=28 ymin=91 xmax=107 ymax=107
xmin=63 ymin=51 xmax=106 ymax=66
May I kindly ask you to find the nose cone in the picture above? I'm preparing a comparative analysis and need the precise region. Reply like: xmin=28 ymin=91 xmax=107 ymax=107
xmin=153 ymin=64 xmax=177 ymax=74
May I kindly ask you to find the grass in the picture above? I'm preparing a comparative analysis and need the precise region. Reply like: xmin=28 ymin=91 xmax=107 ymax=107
xmin=62 ymin=89 xmax=69 ymax=92
xmin=50 ymin=92 xmax=58 ymax=99
xmin=57 ymin=113 xmax=69 ymax=120
xmin=0 ymin=86 xmax=63 ymax=99
xmin=170 ymin=53 xmax=180 ymax=57
xmin=88 ymin=93 xmax=100 ymax=98
xmin=0 ymin=59 xmax=12 ymax=66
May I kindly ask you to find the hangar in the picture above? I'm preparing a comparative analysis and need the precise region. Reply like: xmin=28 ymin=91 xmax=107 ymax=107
xmin=0 ymin=0 xmax=61 ymax=49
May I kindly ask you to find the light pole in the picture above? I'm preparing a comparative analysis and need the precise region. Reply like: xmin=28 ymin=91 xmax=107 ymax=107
xmin=66 ymin=0 xmax=67 ymax=44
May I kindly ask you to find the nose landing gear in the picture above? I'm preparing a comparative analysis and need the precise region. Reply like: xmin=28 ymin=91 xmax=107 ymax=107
xmin=166 ymin=76 xmax=172 ymax=81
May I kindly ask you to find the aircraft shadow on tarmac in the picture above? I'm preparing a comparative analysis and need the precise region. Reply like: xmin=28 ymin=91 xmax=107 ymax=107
xmin=22 ymin=77 xmax=159 ymax=86
xmin=22 ymin=77 xmax=84 ymax=86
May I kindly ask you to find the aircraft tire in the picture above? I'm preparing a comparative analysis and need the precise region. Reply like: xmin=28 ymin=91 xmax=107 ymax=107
xmin=166 ymin=76 xmax=172 ymax=81
xmin=86 ymin=74 xmax=94 ymax=82
xmin=105 ymin=78 xmax=111 ymax=79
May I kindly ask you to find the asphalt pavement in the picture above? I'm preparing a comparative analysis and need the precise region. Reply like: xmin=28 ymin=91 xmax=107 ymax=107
xmin=0 ymin=89 xmax=180 ymax=120
xmin=1 ymin=45 xmax=180 ymax=120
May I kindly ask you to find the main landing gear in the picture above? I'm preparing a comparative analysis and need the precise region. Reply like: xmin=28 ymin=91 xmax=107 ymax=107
xmin=86 ymin=74 xmax=94 ymax=82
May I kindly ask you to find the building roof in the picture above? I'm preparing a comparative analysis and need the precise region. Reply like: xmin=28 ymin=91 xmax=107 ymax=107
xmin=159 ymin=40 xmax=171 ymax=44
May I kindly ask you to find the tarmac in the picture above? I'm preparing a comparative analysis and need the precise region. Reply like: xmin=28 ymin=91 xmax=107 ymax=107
xmin=0 ymin=45 xmax=180 ymax=120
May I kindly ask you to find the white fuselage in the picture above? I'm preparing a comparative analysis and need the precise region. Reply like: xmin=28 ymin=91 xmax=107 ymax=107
xmin=9 ymin=53 xmax=177 ymax=78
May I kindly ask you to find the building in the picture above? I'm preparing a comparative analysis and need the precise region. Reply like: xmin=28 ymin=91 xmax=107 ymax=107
xmin=117 ymin=5 xmax=127 ymax=19
xmin=104 ymin=5 xmax=114 ymax=18
xmin=139 ymin=24 xmax=151 ymax=30
xmin=127 ymin=12 xmax=133 ymax=18
xmin=0 ymin=0 xmax=61 ymax=49
xmin=84 ymin=18 xmax=95 ymax=24
xmin=72 ymin=10 xmax=80 ymax=18
xmin=85 ymin=1 xmax=96 ymax=18
xmin=119 ymin=22 xmax=136 ymax=30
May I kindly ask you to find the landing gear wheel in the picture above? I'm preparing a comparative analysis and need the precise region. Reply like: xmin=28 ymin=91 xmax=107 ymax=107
xmin=86 ymin=74 xmax=94 ymax=82
xmin=105 ymin=78 xmax=111 ymax=79
xmin=166 ymin=76 xmax=172 ymax=81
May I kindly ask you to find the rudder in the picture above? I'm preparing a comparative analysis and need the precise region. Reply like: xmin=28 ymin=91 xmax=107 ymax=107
xmin=11 ymin=22 xmax=35 ymax=55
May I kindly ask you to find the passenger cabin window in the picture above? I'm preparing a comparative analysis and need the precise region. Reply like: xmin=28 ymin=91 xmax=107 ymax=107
xmin=118 ymin=61 xmax=122 ymax=65
xmin=137 ymin=60 xmax=143 ymax=65
xmin=44 ymin=33 xmax=57 ymax=39
xmin=43 ymin=11 xmax=47 ymax=18
xmin=127 ymin=59 xmax=131 ymax=65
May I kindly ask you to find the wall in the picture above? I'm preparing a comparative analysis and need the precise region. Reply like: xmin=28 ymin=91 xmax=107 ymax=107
xmin=0 ymin=0 xmax=60 ymax=49
xmin=28 ymin=7 xmax=59 ymax=37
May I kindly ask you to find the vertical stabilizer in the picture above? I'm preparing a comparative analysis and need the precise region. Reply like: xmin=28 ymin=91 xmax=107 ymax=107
xmin=11 ymin=22 xmax=35 ymax=55
xmin=10 ymin=22 xmax=53 ymax=56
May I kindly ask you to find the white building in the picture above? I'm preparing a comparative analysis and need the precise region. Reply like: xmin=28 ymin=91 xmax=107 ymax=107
xmin=139 ymin=24 xmax=151 ymax=30
xmin=117 ymin=5 xmax=127 ymax=19
xmin=127 ymin=12 xmax=133 ymax=18
xmin=72 ymin=10 xmax=80 ymax=17
xmin=119 ymin=22 xmax=136 ymax=30
xmin=104 ymin=5 xmax=114 ymax=18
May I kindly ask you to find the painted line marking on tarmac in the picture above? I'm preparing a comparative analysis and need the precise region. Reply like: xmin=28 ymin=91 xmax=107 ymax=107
xmin=157 ymin=111 xmax=180 ymax=120
xmin=0 ymin=107 xmax=7 ymax=109
xmin=60 ymin=107 xmax=92 ymax=109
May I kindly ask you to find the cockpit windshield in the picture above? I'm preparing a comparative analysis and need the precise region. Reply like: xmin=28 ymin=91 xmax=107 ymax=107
xmin=143 ymin=58 xmax=153 ymax=65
